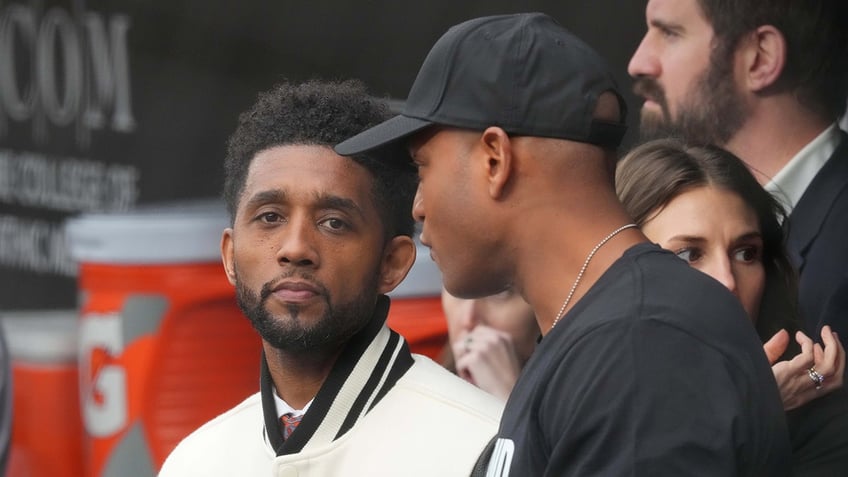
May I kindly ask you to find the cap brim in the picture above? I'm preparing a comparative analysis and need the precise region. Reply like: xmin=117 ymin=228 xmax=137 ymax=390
xmin=334 ymin=115 xmax=433 ymax=156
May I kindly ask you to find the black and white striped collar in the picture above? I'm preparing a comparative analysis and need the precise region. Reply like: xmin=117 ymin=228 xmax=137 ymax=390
xmin=260 ymin=295 xmax=414 ymax=456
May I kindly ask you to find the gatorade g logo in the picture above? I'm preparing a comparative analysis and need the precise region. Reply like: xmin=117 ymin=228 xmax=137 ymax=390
xmin=79 ymin=311 xmax=127 ymax=437
xmin=78 ymin=296 xmax=167 ymax=438
xmin=486 ymin=438 xmax=514 ymax=477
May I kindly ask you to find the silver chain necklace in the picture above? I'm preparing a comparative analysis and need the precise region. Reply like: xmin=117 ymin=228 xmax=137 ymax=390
xmin=550 ymin=223 xmax=637 ymax=330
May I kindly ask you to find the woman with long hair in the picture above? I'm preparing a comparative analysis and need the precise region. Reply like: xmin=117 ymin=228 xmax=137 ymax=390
xmin=616 ymin=138 xmax=848 ymax=474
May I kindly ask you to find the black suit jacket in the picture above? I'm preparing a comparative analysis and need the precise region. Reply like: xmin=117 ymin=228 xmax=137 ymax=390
xmin=787 ymin=387 xmax=848 ymax=476
xmin=786 ymin=130 xmax=848 ymax=374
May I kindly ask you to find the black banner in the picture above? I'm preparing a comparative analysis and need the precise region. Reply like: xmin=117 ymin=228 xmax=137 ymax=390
xmin=0 ymin=0 xmax=646 ymax=310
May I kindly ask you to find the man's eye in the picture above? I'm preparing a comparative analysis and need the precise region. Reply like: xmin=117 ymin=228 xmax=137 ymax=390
xmin=658 ymin=26 xmax=679 ymax=39
xmin=259 ymin=212 xmax=281 ymax=223
xmin=321 ymin=218 xmax=347 ymax=230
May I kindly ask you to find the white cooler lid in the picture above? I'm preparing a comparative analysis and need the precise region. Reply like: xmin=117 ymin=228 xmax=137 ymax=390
xmin=65 ymin=199 xmax=229 ymax=264
xmin=0 ymin=310 xmax=78 ymax=363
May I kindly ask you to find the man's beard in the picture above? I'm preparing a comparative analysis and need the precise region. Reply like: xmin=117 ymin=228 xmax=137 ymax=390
xmin=634 ymin=50 xmax=748 ymax=146
xmin=234 ymin=268 xmax=379 ymax=353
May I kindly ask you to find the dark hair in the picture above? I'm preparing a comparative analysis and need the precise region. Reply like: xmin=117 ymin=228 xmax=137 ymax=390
xmin=223 ymin=79 xmax=418 ymax=239
xmin=696 ymin=0 xmax=848 ymax=120
xmin=616 ymin=138 xmax=800 ymax=355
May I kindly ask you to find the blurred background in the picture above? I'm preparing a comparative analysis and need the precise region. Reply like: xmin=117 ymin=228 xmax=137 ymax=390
xmin=0 ymin=1 xmax=646 ymax=475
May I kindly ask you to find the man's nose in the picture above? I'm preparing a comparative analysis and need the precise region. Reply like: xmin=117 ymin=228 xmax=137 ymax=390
xmin=276 ymin=217 xmax=318 ymax=267
xmin=628 ymin=34 xmax=660 ymax=79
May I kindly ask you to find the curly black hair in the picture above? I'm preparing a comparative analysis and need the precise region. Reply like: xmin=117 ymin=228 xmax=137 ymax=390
xmin=223 ymin=79 xmax=417 ymax=239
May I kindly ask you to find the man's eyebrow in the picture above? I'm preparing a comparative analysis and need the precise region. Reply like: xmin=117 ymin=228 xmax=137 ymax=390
xmin=650 ymin=18 xmax=684 ymax=35
xmin=313 ymin=193 xmax=365 ymax=220
xmin=244 ymin=189 xmax=286 ymax=210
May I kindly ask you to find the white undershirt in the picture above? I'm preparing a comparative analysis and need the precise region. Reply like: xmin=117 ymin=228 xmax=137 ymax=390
xmin=274 ymin=391 xmax=313 ymax=419
xmin=764 ymin=124 xmax=841 ymax=216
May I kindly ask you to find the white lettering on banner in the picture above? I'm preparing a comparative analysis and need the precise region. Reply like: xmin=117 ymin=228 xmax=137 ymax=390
xmin=37 ymin=7 xmax=83 ymax=128
xmin=79 ymin=312 xmax=128 ymax=437
xmin=0 ymin=149 xmax=139 ymax=212
xmin=0 ymin=4 xmax=135 ymax=147
xmin=0 ymin=214 xmax=75 ymax=275
xmin=83 ymin=12 xmax=134 ymax=133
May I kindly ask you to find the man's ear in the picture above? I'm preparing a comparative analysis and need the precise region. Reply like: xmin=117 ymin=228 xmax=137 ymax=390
xmin=479 ymin=126 xmax=514 ymax=199
xmin=740 ymin=25 xmax=786 ymax=92
xmin=377 ymin=235 xmax=416 ymax=294
xmin=221 ymin=228 xmax=237 ymax=286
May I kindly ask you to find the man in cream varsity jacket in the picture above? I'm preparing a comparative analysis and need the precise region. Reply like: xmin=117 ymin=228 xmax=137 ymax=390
xmin=159 ymin=79 xmax=502 ymax=476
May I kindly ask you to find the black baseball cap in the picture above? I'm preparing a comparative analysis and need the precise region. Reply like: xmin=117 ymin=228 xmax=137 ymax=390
xmin=335 ymin=12 xmax=627 ymax=157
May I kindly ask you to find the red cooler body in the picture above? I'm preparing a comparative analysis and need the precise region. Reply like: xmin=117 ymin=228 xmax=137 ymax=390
xmin=66 ymin=202 xmax=261 ymax=477
xmin=3 ymin=310 xmax=84 ymax=477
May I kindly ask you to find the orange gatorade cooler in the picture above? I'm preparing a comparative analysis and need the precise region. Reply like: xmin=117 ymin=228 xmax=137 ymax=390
xmin=2 ymin=310 xmax=84 ymax=477
xmin=66 ymin=201 xmax=262 ymax=477
xmin=386 ymin=242 xmax=448 ymax=361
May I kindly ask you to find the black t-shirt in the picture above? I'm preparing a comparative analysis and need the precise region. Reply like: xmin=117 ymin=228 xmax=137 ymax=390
xmin=488 ymin=243 xmax=791 ymax=476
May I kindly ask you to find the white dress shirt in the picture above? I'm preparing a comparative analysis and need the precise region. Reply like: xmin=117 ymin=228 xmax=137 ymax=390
xmin=274 ymin=392 xmax=312 ymax=419
xmin=765 ymin=124 xmax=841 ymax=216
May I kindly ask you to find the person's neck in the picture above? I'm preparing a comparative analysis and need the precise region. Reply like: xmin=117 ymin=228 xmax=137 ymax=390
xmin=263 ymin=341 xmax=341 ymax=409
xmin=515 ymin=199 xmax=647 ymax=335
xmin=724 ymin=98 xmax=831 ymax=185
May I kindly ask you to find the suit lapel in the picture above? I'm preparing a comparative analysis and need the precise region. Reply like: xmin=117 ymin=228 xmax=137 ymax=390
xmin=786 ymin=131 xmax=848 ymax=271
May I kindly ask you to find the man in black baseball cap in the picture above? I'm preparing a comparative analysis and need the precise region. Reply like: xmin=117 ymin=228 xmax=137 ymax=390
xmin=338 ymin=12 xmax=790 ymax=476
xmin=335 ymin=13 xmax=627 ymax=156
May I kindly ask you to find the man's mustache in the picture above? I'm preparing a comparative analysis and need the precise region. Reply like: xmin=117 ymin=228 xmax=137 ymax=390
xmin=633 ymin=77 xmax=665 ymax=104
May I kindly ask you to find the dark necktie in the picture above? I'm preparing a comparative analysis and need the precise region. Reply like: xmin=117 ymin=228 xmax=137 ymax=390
xmin=280 ymin=412 xmax=303 ymax=440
